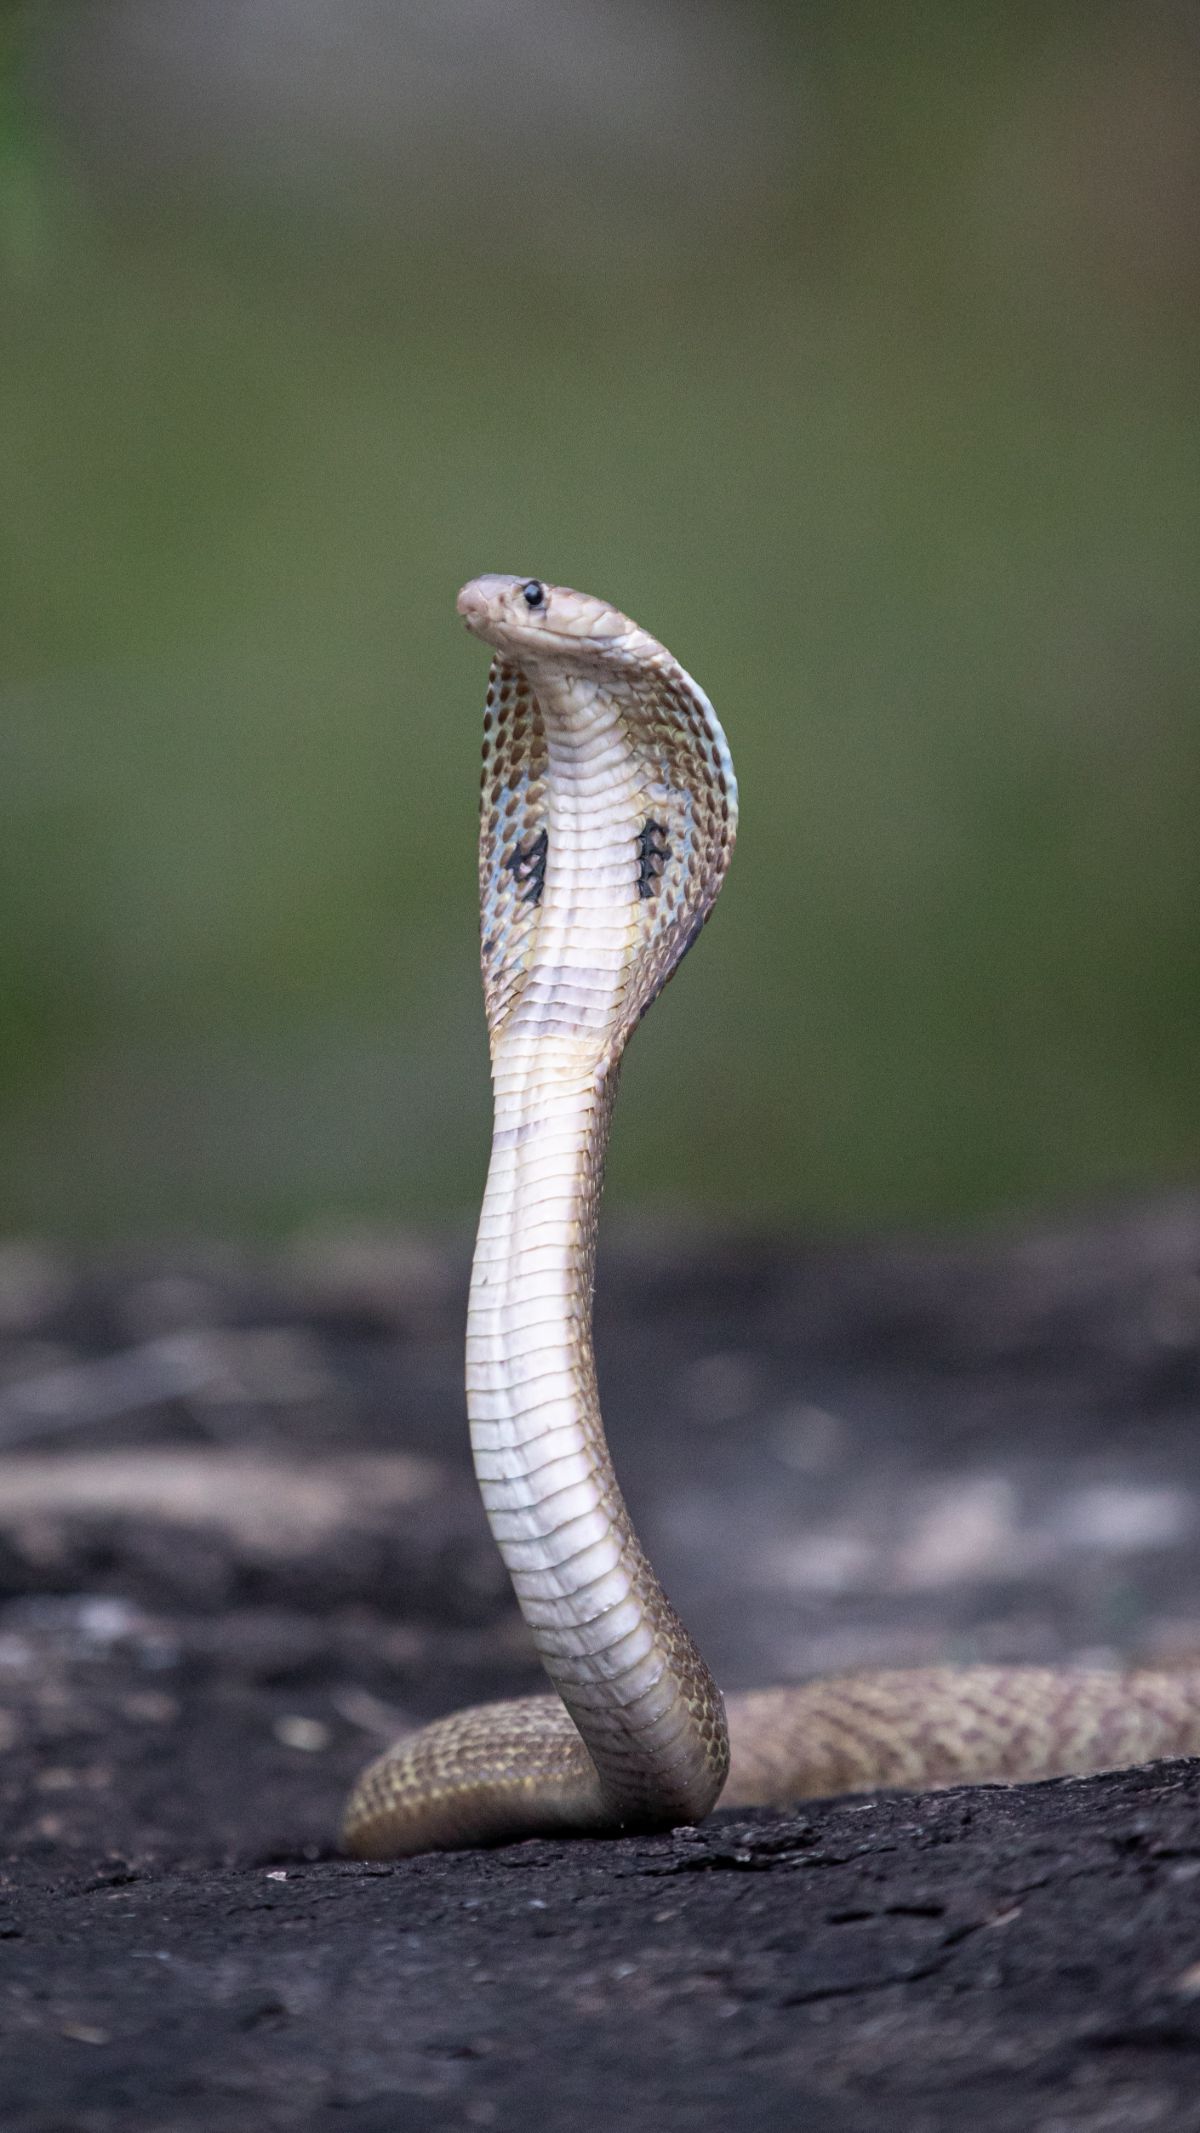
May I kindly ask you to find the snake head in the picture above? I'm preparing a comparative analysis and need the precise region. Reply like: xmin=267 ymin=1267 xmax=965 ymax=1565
xmin=457 ymin=575 xmax=659 ymax=680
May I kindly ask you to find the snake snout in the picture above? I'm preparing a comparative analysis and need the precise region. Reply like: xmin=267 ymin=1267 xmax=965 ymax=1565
xmin=456 ymin=574 xmax=528 ymax=632
xmin=455 ymin=577 xmax=492 ymax=629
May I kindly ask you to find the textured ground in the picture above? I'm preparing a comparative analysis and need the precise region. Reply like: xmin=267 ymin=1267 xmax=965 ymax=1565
xmin=1 ymin=1200 xmax=1200 ymax=2130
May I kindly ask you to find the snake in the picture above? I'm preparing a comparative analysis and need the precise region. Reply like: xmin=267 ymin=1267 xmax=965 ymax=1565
xmin=341 ymin=573 xmax=1200 ymax=1857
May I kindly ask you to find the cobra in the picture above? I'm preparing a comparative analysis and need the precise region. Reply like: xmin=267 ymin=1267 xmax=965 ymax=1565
xmin=342 ymin=574 xmax=1200 ymax=1856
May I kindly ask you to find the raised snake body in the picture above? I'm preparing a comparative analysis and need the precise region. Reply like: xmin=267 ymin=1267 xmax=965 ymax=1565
xmin=342 ymin=575 xmax=1200 ymax=1857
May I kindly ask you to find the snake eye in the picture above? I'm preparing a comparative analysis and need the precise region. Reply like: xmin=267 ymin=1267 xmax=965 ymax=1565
xmin=521 ymin=580 xmax=545 ymax=610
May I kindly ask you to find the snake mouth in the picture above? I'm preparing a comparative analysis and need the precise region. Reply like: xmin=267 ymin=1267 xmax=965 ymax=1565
xmin=463 ymin=615 xmax=624 ymax=662
xmin=462 ymin=619 xmax=635 ymax=682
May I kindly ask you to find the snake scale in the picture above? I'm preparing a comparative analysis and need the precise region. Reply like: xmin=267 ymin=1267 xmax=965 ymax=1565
xmin=342 ymin=574 xmax=1200 ymax=1857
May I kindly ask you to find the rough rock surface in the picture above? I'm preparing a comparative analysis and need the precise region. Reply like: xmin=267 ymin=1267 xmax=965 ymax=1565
xmin=1 ymin=1201 xmax=1200 ymax=2130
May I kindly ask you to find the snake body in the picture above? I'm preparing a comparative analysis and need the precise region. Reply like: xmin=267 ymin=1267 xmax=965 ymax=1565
xmin=342 ymin=575 xmax=1200 ymax=1858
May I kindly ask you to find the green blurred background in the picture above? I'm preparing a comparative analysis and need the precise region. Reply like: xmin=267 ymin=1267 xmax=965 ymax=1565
xmin=1 ymin=0 xmax=1197 ymax=1239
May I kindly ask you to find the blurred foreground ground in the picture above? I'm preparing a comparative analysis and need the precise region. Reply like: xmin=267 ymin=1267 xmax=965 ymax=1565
xmin=2 ymin=1201 xmax=1200 ymax=2128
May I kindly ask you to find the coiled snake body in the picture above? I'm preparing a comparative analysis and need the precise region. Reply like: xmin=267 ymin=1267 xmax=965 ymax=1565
xmin=342 ymin=574 xmax=1200 ymax=1857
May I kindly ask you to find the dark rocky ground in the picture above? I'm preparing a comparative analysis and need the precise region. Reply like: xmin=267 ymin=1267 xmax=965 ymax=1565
xmin=1 ymin=1200 xmax=1200 ymax=2131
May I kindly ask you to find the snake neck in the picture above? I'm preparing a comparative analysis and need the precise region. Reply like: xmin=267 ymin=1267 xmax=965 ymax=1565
xmin=466 ymin=673 xmax=729 ymax=1830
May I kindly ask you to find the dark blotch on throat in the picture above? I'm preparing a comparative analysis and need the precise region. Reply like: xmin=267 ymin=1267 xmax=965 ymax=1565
xmin=636 ymin=820 xmax=671 ymax=900
xmin=504 ymin=828 xmax=549 ymax=906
